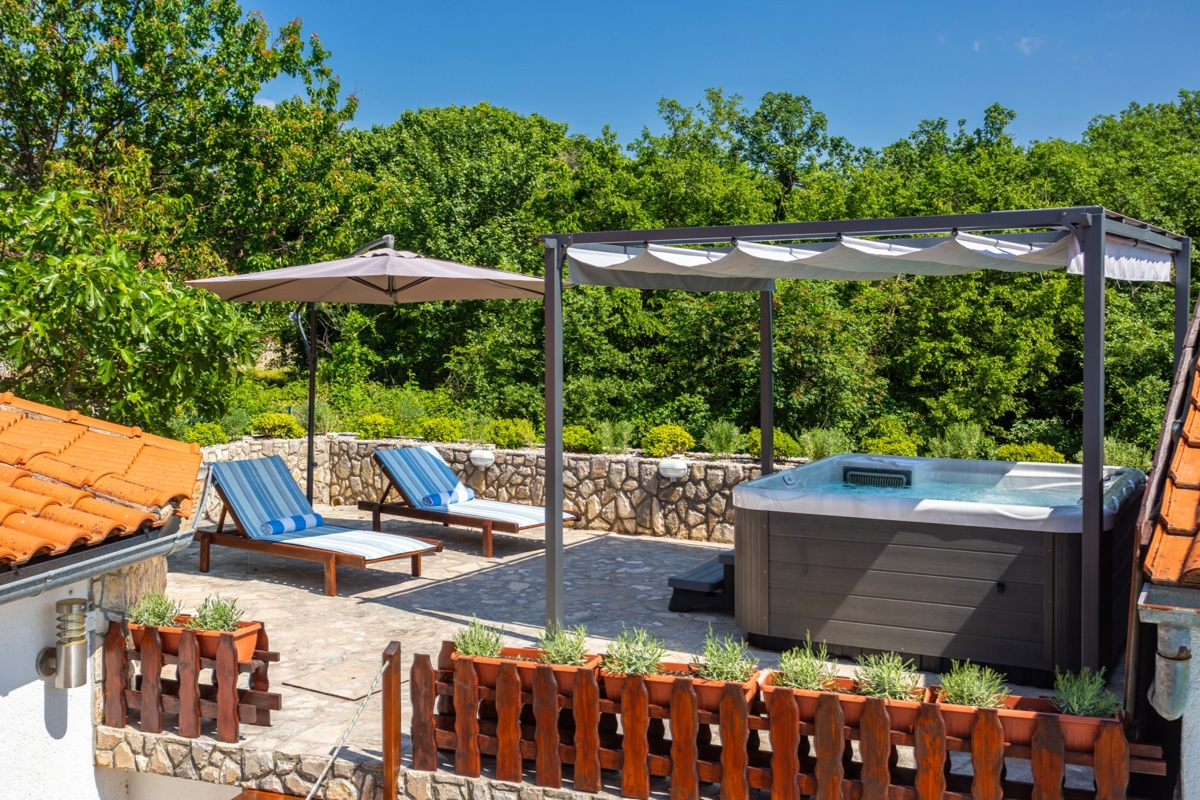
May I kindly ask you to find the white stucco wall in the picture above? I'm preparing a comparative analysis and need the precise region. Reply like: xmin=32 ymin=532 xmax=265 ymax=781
xmin=0 ymin=581 xmax=102 ymax=800
xmin=95 ymin=769 xmax=240 ymax=799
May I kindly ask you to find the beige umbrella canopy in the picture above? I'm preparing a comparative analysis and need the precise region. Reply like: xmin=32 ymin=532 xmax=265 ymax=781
xmin=185 ymin=247 xmax=549 ymax=302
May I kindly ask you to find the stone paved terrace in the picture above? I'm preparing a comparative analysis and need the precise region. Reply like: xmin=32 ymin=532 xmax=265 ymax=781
xmin=98 ymin=504 xmax=1100 ymax=798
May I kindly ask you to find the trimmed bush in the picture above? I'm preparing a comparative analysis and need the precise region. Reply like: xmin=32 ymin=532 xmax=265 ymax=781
xmin=418 ymin=416 xmax=465 ymax=442
xmin=218 ymin=408 xmax=252 ymax=439
xmin=184 ymin=422 xmax=228 ymax=447
xmin=862 ymin=434 xmax=918 ymax=457
xmin=927 ymin=422 xmax=993 ymax=459
xmin=701 ymin=420 xmax=742 ymax=457
xmin=485 ymin=418 xmax=536 ymax=449
xmin=562 ymin=425 xmax=601 ymax=453
xmin=597 ymin=420 xmax=635 ymax=454
xmin=250 ymin=412 xmax=305 ymax=439
xmin=355 ymin=413 xmax=397 ymax=440
xmin=642 ymin=424 xmax=695 ymax=458
xmin=996 ymin=442 xmax=1067 ymax=463
xmin=744 ymin=427 xmax=802 ymax=458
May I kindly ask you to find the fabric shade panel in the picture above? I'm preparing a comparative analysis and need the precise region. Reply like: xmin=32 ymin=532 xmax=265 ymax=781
xmin=186 ymin=248 xmax=548 ymax=303
xmin=567 ymin=230 xmax=1174 ymax=291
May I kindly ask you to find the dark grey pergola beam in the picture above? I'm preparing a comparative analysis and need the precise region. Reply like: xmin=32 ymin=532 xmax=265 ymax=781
xmin=541 ymin=207 xmax=1191 ymax=671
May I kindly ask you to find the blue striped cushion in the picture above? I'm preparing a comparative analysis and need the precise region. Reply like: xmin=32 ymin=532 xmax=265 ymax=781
xmin=425 ymin=498 xmax=575 ymax=528
xmin=261 ymin=513 xmax=324 ymax=535
xmin=376 ymin=447 xmax=472 ymax=509
xmin=211 ymin=456 xmax=312 ymax=539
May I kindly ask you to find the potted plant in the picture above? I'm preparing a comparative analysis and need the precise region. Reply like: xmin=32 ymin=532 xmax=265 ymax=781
xmin=1048 ymin=668 xmax=1122 ymax=750
xmin=932 ymin=660 xmax=1015 ymax=738
xmin=128 ymin=593 xmax=262 ymax=662
xmin=854 ymin=652 xmax=929 ymax=732
xmin=690 ymin=627 xmax=760 ymax=713
xmin=761 ymin=635 xmax=856 ymax=722
xmin=451 ymin=618 xmax=601 ymax=695
xmin=600 ymin=627 xmax=689 ymax=706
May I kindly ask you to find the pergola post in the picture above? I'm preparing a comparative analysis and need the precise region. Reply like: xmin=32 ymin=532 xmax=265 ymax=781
xmin=543 ymin=239 xmax=565 ymax=628
xmin=306 ymin=301 xmax=317 ymax=503
xmin=1177 ymin=238 xmax=1192 ymax=373
xmin=759 ymin=290 xmax=774 ymax=476
xmin=1081 ymin=213 xmax=1107 ymax=671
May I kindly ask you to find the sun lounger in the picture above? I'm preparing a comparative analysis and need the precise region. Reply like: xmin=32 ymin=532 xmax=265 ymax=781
xmin=357 ymin=446 xmax=579 ymax=557
xmin=199 ymin=455 xmax=442 ymax=596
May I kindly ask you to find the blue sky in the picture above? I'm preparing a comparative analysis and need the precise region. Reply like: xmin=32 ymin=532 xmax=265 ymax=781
xmin=250 ymin=0 xmax=1200 ymax=149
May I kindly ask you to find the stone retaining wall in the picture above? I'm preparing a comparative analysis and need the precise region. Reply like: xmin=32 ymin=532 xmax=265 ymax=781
xmin=199 ymin=437 xmax=797 ymax=543
xmin=95 ymin=725 xmax=608 ymax=799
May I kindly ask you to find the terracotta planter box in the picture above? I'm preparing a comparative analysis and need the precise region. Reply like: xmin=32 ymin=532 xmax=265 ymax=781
xmin=601 ymin=661 xmax=695 ymax=706
xmin=762 ymin=673 xmax=929 ymax=732
xmin=129 ymin=617 xmax=262 ymax=663
xmin=691 ymin=668 xmax=761 ymax=714
xmin=453 ymin=647 xmax=602 ymax=695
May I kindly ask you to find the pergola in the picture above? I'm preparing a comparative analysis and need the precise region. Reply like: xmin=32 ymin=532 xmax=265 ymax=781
xmin=539 ymin=207 xmax=1192 ymax=671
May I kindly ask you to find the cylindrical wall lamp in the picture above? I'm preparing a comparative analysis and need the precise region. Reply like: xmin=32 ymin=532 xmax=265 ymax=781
xmin=36 ymin=598 xmax=88 ymax=689
xmin=469 ymin=449 xmax=496 ymax=468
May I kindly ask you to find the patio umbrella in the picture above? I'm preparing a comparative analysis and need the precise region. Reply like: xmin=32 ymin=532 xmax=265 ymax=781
xmin=187 ymin=240 xmax=551 ymax=500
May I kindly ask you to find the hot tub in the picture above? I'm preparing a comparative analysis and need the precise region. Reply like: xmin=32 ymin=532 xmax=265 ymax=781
xmin=732 ymin=454 xmax=1144 ymax=678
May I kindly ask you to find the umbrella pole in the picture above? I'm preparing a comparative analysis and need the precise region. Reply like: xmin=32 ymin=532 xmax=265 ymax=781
xmin=307 ymin=301 xmax=317 ymax=504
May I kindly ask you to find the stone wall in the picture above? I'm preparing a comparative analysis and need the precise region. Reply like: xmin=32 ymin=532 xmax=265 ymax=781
xmin=200 ymin=436 xmax=795 ymax=543
xmin=95 ymin=726 xmax=608 ymax=799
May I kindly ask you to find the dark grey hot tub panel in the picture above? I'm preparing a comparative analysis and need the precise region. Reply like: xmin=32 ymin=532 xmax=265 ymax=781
xmin=735 ymin=500 xmax=1138 ymax=675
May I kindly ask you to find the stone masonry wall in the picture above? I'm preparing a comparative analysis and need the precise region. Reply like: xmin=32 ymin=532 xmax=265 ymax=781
xmin=199 ymin=436 xmax=795 ymax=543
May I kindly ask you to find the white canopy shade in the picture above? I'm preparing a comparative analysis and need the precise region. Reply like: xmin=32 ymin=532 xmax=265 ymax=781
xmin=567 ymin=231 xmax=1174 ymax=291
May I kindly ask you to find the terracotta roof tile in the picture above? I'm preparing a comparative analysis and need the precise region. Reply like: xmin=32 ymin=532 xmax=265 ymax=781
xmin=0 ymin=394 xmax=202 ymax=570
xmin=1148 ymin=362 xmax=1200 ymax=588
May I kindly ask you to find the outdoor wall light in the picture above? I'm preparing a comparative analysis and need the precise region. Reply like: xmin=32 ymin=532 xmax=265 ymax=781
xmin=36 ymin=598 xmax=88 ymax=689
xmin=658 ymin=457 xmax=688 ymax=481
xmin=469 ymin=449 xmax=496 ymax=468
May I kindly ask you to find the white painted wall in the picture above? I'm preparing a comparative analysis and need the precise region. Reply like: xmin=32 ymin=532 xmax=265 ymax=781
xmin=0 ymin=581 xmax=102 ymax=800
xmin=95 ymin=769 xmax=240 ymax=800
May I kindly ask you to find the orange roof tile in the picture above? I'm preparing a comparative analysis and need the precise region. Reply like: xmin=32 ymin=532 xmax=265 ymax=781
xmin=1147 ymin=362 xmax=1200 ymax=588
xmin=0 ymin=395 xmax=201 ymax=569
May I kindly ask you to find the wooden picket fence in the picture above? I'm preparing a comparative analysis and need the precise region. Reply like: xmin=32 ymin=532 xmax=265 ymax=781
xmin=102 ymin=621 xmax=282 ymax=743
xmin=381 ymin=641 xmax=1167 ymax=800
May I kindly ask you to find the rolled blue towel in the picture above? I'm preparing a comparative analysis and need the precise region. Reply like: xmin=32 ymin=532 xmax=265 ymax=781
xmin=422 ymin=486 xmax=475 ymax=506
xmin=261 ymin=513 xmax=324 ymax=535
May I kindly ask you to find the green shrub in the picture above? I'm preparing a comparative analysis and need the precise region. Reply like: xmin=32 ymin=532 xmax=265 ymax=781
xmin=1073 ymin=437 xmax=1151 ymax=472
xmin=642 ymin=424 xmax=695 ymax=458
xmin=855 ymin=652 xmax=920 ymax=700
xmin=485 ymin=418 xmax=536 ymax=449
xmin=187 ymin=595 xmax=244 ymax=632
xmin=927 ymin=422 xmax=993 ymax=459
xmin=355 ymin=413 xmax=397 ymax=440
xmin=461 ymin=409 xmax=491 ymax=444
xmin=1051 ymin=667 xmax=1122 ymax=717
xmin=165 ymin=414 xmax=191 ymax=441
xmin=537 ymin=624 xmax=589 ymax=666
xmin=605 ymin=628 xmax=667 ymax=676
xmin=562 ymin=425 xmax=601 ymax=453
xmin=937 ymin=660 xmax=1009 ymax=708
xmin=799 ymin=428 xmax=853 ymax=461
xmin=597 ymin=420 xmax=635 ymax=454
xmin=418 ymin=416 xmax=465 ymax=442
xmin=996 ymin=442 xmax=1067 ymax=463
xmin=692 ymin=626 xmax=758 ymax=682
xmin=218 ymin=408 xmax=252 ymax=439
xmin=745 ymin=427 xmax=802 ymax=458
xmin=184 ymin=422 xmax=228 ymax=447
xmin=453 ymin=616 xmax=505 ymax=658
xmin=862 ymin=434 xmax=919 ymax=457
xmin=295 ymin=400 xmax=337 ymax=435
xmin=774 ymin=633 xmax=837 ymax=691
xmin=701 ymin=420 xmax=742 ymax=458
xmin=251 ymin=412 xmax=305 ymax=438
xmin=128 ymin=592 xmax=182 ymax=627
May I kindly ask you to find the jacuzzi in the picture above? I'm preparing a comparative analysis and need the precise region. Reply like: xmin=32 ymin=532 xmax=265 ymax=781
xmin=732 ymin=454 xmax=1145 ymax=679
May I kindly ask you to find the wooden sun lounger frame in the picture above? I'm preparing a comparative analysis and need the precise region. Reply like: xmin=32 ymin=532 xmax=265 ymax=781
xmin=197 ymin=482 xmax=443 ymax=596
xmin=357 ymin=457 xmax=580 ymax=558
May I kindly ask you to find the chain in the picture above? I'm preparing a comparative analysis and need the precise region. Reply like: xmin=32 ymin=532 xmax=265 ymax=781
xmin=305 ymin=659 xmax=389 ymax=800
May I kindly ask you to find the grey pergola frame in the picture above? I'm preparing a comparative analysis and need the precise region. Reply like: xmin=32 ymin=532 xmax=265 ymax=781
xmin=540 ymin=206 xmax=1192 ymax=671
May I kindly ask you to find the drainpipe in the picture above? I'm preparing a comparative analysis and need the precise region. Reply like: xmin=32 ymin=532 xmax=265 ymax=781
xmin=1148 ymin=623 xmax=1191 ymax=721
